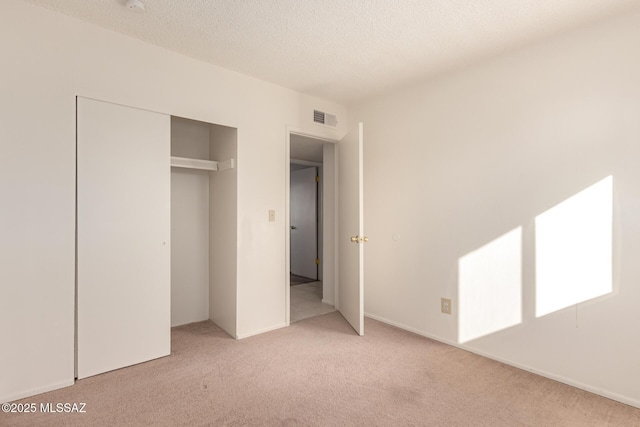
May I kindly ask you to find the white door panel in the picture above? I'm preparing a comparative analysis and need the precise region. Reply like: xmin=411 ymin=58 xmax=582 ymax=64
xmin=338 ymin=122 xmax=364 ymax=335
xmin=77 ymin=97 xmax=170 ymax=379
xmin=290 ymin=167 xmax=318 ymax=280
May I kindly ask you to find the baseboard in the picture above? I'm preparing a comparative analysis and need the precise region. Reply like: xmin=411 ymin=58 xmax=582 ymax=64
xmin=364 ymin=312 xmax=640 ymax=410
xmin=2 ymin=379 xmax=75 ymax=404
xmin=236 ymin=322 xmax=287 ymax=340
xmin=465 ymin=349 xmax=640 ymax=410
xmin=321 ymin=298 xmax=334 ymax=306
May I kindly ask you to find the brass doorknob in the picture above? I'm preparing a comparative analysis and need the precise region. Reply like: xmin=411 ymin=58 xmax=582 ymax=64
xmin=351 ymin=236 xmax=359 ymax=243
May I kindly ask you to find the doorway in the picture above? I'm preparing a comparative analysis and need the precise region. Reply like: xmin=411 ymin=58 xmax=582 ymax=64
xmin=286 ymin=131 xmax=338 ymax=324
xmin=286 ymin=121 xmax=365 ymax=334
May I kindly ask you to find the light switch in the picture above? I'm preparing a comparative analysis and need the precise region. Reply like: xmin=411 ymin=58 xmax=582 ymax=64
xmin=269 ymin=210 xmax=276 ymax=222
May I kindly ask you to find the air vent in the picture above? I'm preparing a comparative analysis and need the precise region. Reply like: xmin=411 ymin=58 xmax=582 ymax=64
xmin=313 ymin=110 xmax=338 ymax=128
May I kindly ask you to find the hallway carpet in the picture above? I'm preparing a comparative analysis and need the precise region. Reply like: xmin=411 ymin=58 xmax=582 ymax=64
xmin=3 ymin=312 xmax=639 ymax=426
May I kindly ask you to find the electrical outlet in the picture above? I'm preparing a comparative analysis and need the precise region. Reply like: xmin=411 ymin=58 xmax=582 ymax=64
xmin=441 ymin=298 xmax=452 ymax=315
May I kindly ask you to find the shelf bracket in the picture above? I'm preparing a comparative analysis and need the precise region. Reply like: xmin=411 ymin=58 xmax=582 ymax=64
xmin=217 ymin=158 xmax=235 ymax=171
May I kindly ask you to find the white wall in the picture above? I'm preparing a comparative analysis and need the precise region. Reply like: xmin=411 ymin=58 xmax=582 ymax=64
xmin=0 ymin=0 xmax=345 ymax=402
xmin=171 ymin=117 xmax=211 ymax=327
xmin=209 ymin=125 xmax=238 ymax=337
xmin=351 ymin=9 xmax=640 ymax=407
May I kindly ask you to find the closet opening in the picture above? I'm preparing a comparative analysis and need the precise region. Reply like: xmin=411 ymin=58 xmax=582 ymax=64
xmin=287 ymin=132 xmax=338 ymax=323
xmin=76 ymin=98 xmax=239 ymax=381
xmin=171 ymin=116 xmax=237 ymax=337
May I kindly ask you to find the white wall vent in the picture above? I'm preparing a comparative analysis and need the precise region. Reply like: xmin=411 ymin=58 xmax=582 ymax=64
xmin=313 ymin=110 xmax=338 ymax=128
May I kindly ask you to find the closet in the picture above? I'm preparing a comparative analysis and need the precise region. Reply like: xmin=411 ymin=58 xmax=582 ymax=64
xmin=170 ymin=116 xmax=237 ymax=334
xmin=76 ymin=97 xmax=237 ymax=380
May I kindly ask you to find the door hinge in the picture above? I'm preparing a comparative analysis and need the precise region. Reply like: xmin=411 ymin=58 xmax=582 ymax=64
xmin=316 ymin=176 xmax=320 ymax=183
xmin=315 ymin=258 xmax=320 ymax=265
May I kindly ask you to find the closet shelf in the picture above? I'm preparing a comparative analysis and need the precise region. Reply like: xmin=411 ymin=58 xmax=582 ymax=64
xmin=171 ymin=156 xmax=235 ymax=171
xmin=171 ymin=156 xmax=217 ymax=170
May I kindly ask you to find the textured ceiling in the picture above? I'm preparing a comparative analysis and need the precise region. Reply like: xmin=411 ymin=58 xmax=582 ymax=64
xmin=23 ymin=0 xmax=640 ymax=105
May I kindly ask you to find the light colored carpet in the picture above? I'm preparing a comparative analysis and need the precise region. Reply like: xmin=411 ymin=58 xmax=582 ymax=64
xmin=3 ymin=313 xmax=640 ymax=426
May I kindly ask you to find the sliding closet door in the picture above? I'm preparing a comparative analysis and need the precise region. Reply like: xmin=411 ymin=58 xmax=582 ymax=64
xmin=77 ymin=97 xmax=170 ymax=379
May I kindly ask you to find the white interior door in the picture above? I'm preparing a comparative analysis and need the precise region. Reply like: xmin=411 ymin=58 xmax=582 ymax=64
xmin=338 ymin=122 xmax=365 ymax=335
xmin=290 ymin=166 xmax=318 ymax=279
xmin=77 ymin=97 xmax=170 ymax=379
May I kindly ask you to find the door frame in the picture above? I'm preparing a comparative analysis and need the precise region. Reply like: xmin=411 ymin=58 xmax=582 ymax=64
xmin=285 ymin=126 xmax=339 ymax=326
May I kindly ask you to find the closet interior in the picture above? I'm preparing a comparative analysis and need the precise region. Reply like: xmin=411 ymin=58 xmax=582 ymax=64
xmin=170 ymin=116 xmax=238 ymax=337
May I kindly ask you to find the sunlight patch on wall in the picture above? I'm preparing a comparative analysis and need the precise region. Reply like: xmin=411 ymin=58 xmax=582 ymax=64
xmin=535 ymin=176 xmax=613 ymax=318
xmin=459 ymin=227 xmax=522 ymax=343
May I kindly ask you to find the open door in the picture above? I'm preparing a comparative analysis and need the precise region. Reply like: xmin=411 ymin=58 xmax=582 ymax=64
xmin=290 ymin=166 xmax=318 ymax=280
xmin=338 ymin=122 xmax=365 ymax=335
